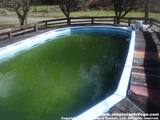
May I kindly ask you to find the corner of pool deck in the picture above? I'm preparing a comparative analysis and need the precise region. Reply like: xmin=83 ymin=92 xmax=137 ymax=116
xmin=98 ymin=30 xmax=160 ymax=120
xmin=0 ymin=26 xmax=160 ymax=120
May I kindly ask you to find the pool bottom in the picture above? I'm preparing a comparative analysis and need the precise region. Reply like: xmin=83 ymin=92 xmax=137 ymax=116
xmin=0 ymin=34 xmax=129 ymax=120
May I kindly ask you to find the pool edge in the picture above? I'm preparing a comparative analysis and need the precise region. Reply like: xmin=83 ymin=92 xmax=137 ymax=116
xmin=0 ymin=26 xmax=136 ymax=120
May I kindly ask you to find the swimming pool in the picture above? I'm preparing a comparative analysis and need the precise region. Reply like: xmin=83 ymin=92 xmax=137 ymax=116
xmin=0 ymin=26 xmax=135 ymax=120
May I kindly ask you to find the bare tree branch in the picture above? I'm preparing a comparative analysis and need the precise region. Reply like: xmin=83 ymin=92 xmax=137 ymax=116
xmin=111 ymin=0 xmax=137 ymax=24
xmin=57 ymin=0 xmax=88 ymax=18
xmin=2 ymin=0 xmax=36 ymax=25
xmin=57 ymin=0 xmax=76 ymax=18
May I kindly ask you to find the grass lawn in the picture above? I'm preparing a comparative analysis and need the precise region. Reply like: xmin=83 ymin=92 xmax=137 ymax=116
xmin=0 ymin=5 xmax=160 ymax=29
xmin=0 ymin=22 xmax=19 ymax=30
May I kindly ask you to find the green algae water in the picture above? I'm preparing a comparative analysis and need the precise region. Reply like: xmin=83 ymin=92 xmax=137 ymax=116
xmin=0 ymin=34 xmax=128 ymax=120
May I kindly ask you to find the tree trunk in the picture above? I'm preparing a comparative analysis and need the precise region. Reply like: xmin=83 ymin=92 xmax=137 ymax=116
xmin=24 ymin=10 xmax=29 ymax=25
xmin=16 ymin=10 xmax=29 ymax=25
xmin=145 ymin=0 xmax=150 ymax=24
xmin=115 ymin=17 xmax=121 ymax=24
xmin=16 ymin=11 xmax=25 ymax=25
xmin=19 ymin=18 xmax=25 ymax=26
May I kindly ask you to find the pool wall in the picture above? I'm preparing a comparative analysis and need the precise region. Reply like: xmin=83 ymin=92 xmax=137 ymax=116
xmin=73 ymin=27 xmax=135 ymax=120
xmin=0 ymin=26 xmax=135 ymax=120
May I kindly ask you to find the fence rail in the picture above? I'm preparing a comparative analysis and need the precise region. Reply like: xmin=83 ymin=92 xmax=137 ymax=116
xmin=0 ymin=16 xmax=160 ymax=40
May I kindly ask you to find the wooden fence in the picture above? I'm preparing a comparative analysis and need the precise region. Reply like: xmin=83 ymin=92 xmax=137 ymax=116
xmin=0 ymin=16 xmax=160 ymax=40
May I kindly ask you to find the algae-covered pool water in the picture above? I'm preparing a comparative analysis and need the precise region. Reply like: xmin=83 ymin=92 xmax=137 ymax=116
xmin=0 ymin=34 xmax=128 ymax=120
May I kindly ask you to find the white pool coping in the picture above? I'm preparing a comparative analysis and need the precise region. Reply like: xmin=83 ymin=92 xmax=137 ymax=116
xmin=0 ymin=26 xmax=135 ymax=120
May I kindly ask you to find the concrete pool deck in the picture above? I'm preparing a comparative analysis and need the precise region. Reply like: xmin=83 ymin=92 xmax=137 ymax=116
xmin=0 ymin=26 xmax=160 ymax=119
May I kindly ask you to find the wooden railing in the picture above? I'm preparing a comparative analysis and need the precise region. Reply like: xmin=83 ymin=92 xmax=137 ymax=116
xmin=0 ymin=22 xmax=43 ymax=39
xmin=0 ymin=16 xmax=160 ymax=40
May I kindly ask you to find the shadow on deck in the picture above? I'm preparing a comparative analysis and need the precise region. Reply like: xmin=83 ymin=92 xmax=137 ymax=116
xmin=99 ymin=30 xmax=160 ymax=120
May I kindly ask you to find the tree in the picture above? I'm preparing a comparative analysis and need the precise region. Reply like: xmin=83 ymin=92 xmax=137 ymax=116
xmin=57 ymin=0 xmax=88 ymax=18
xmin=39 ymin=0 xmax=56 ymax=5
xmin=57 ymin=0 xmax=77 ymax=18
xmin=150 ymin=0 xmax=160 ymax=13
xmin=111 ymin=0 xmax=137 ymax=24
xmin=2 ymin=0 xmax=36 ymax=25
xmin=145 ymin=0 xmax=150 ymax=17
xmin=88 ymin=0 xmax=112 ymax=10
xmin=144 ymin=0 xmax=150 ymax=24
xmin=76 ymin=0 xmax=88 ymax=11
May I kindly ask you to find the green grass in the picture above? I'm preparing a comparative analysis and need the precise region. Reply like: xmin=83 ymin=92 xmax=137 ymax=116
xmin=70 ymin=10 xmax=115 ymax=17
xmin=0 ymin=22 xmax=19 ymax=30
xmin=0 ymin=5 xmax=160 ymax=29
xmin=1 ymin=5 xmax=160 ymax=19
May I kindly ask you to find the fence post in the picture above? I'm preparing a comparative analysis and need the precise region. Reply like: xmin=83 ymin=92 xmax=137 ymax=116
xmin=91 ymin=17 xmax=94 ymax=24
xmin=128 ymin=19 xmax=131 ymax=26
xmin=150 ymin=19 xmax=153 ymax=27
xmin=8 ymin=29 xmax=12 ymax=39
xmin=144 ymin=18 xmax=149 ymax=25
xmin=114 ymin=17 xmax=116 ymax=24
xmin=45 ymin=21 xmax=48 ymax=28
xmin=34 ymin=24 xmax=38 ymax=31
xmin=67 ymin=18 xmax=71 ymax=25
